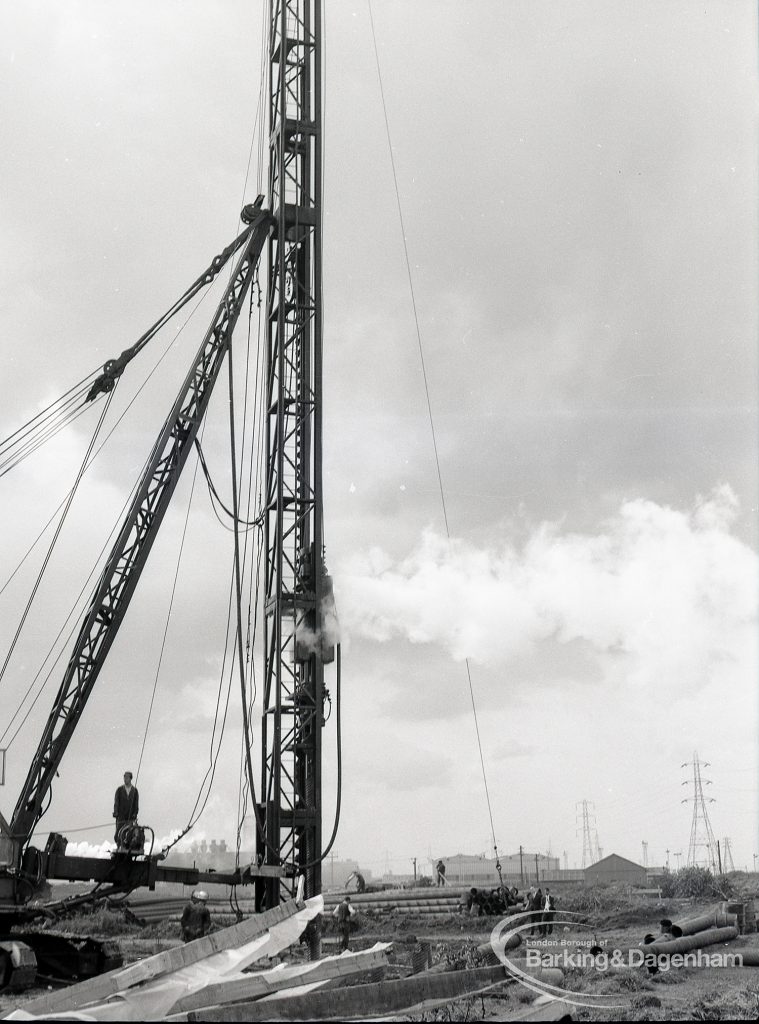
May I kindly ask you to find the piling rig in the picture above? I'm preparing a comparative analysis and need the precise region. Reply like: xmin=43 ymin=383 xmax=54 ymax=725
xmin=0 ymin=0 xmax=335 ymax=989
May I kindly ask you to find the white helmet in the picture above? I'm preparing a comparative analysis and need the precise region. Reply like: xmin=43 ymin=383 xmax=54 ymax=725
xmin=193 ymin=890 xmax=209 ymax=902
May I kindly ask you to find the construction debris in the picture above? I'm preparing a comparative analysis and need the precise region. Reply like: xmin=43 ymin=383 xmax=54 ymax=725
xmin=181 ymin=964 xmax=515 ymax=1022
xmin=1 ymin=899 xmax=312 ymax=1021
xmin=0 ymin=891 xmax=578 ymax=1022
xmin=165 ymin=945 xmax=392 ymax=1018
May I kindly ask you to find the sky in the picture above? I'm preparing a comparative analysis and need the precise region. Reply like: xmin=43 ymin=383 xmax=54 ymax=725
xmin=0 ymin=0 xmax=757 ymax=880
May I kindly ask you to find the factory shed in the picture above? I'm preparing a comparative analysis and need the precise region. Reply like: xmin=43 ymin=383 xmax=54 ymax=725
xmin=584 ymin=854 xmax=647 ymax=886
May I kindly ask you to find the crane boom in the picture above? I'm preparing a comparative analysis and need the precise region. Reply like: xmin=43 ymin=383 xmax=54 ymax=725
xmin=5 ymin=206 xmax=272 ymax=864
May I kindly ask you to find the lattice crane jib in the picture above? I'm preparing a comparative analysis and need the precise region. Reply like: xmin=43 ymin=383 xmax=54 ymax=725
xmin=259 ymin=0 xmax=327 ymax=904
xmin=3 ymin=209 xmax=272 ymax=870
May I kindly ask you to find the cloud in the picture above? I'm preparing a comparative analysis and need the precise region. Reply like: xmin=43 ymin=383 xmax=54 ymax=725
xmin=337 ymin=485 xmax=757 ymax=694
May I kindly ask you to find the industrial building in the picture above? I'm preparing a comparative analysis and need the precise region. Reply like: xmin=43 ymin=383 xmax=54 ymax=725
xmin=434 ymin=852 xmax=561 ymax=886
xmin=583 ymin=854 xmax=647 ymax=886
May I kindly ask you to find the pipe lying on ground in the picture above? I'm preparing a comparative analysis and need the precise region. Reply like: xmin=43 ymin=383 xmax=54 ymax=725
xmin=673 ymin=910 xmax=737 ymax=936
xmin=641 ymin=924 xmax=738 ymax=955
xmin=324 ymin=889 xmax=470 ymax=904
xmin=727 ymin=949 xmax=759 ymax=967
xmin=476 ymin=934 xmax=521 ymax=963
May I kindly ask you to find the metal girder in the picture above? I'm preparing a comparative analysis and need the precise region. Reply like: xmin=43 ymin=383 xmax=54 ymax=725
xmin=7 ymin=210 xmax=272 ymax=861
xmin=259 ymin=0 xmax=324 ymax=904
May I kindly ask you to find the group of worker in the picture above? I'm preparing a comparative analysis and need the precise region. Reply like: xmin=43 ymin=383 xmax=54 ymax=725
xmin=463 ymin=885 xmax=517 ymax=916
xmin=463 ymin=884 xmax=556 ymax=931
xmin=522 ymin=886 xmax=557 ymax=935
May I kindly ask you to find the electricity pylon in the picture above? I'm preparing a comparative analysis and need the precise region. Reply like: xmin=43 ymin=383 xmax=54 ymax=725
xmin=682 ymin=752 xmax=718 ymax=870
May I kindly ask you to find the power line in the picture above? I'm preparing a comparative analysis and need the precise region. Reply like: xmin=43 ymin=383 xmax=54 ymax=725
xmin=0 ymin=388 xmax=117 ymax=693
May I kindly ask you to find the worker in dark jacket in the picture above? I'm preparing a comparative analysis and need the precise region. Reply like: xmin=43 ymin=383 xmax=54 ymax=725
xmin=464 ymin=887 xmax=481 ymax=916
xmin=181 ymin=890 xmax=212 ymax=942
xmin=529 ymin=887 xmax=543 ymax=936
xmin=333 ymin=895 xmax=356 ymax=950
xmin=113 ymin=771 xmax=139 ymax=847
xmin=540 ymin=889 xmax=556 ymax=936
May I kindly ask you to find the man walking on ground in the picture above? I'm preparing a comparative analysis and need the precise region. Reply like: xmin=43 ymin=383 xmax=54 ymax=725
xmin=113 ymin=771 xmax=139 ymax=848
xmin=333 ymin=895 xmax=356 ymax=951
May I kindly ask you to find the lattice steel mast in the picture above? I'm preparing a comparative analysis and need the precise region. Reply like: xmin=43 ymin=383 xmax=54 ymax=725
xmin=258 ymin=0 xmax=329 ymax=904
xmin=682 ymin=752 xmax=718 ymax=870
xmin=576 ymin=799 xmax=600 ymax=868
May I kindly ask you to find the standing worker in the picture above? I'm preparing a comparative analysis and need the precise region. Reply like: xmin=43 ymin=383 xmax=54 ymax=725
xmin=113 ymin=771 xmax=139 ymax=849
xmin=333 ymin=895 xmax=356 ymax=951
xmin=181 ymin=890 xmax=212 ymax=942
xmin=436 ymin=859 xmax=446 ymax=886
xmin=540 ymin=888 xmax=556 ymax=936
xmin=529 ymin=887 xmax=543 ymax=936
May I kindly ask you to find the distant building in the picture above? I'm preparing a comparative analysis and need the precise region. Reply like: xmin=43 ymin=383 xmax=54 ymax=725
xmin=166 ymin=838 xmax=236 ymax=872
xmin=434 ymin=852 xmax=560 ymax=886
xmin=584 ymin=854 xmax=647 ymax=886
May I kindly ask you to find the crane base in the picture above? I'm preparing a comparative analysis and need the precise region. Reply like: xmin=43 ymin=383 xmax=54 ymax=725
xmin=0 ymin=941 xmax=37 ymax=992
xmin=6 ymin=933 xmax=121 ymax=990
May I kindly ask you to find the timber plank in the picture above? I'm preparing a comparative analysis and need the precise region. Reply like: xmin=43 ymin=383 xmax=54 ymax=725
xmin=186 ymin=964 xmax=511 ymax=1021
xmin=170 ymin=946 xmax=389 ymax=1014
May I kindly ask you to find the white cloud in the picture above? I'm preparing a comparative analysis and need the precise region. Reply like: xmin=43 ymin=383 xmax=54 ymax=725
xmin=337 ymin=486 xmax=757 ymax=694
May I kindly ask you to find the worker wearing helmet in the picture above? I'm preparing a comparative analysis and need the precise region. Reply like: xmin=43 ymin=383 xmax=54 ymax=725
xmin=181 ymin=890 xmax=211 ymax=942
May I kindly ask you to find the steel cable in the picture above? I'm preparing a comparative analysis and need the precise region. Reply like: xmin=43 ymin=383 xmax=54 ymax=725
xmin=367 ymin=0 xmax=503 ymax=871
xmin=0 ymin=387 xmax=117 ymax=694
